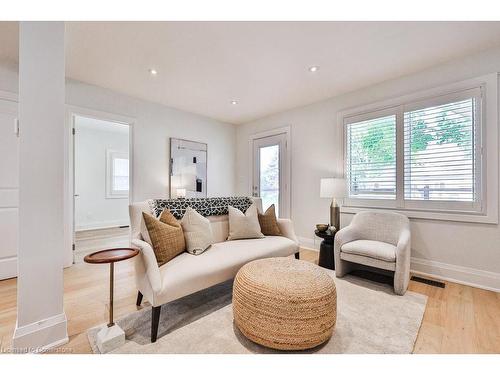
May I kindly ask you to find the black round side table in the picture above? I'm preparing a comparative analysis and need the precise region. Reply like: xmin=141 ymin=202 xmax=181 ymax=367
xmin=315 ymin=229 xmax=336 ymax=270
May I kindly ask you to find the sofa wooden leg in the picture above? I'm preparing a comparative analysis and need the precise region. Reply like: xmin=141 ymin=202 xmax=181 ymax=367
xmin=136 ymin=291 xmax=143 ymax=306
xmin=151 ymin=306 xmax=161 ymax=343
xmin=294 ymin=252 xmax=300 ymax=260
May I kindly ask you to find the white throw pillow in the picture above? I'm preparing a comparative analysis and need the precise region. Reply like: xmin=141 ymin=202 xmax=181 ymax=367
xmin=181 ymin=207 xmax=214 ymax=255
xmin=227 ymin=203 xmax=265 ymax=240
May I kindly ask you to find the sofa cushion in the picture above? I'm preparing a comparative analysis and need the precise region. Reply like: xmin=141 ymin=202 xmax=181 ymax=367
xmin=341 ymin=239 xmax=396 ymax=262
xmin=207 ymin=215 xmax=229 ymax=243
xmin=227 ymin=203 xmax=264 ymax=240
xmin=181 ymin=207 xmax=214 ymax=255
xmin=142 ymin=211 xmax=186 ymax=266
xmin=258 ymin=204 xmax=282 ymax=236
xmin=155 ymin=236 xmax=298 ymax=305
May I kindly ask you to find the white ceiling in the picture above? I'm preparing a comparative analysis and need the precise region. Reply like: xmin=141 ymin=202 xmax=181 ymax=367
xmin=2 ymin=22 xmax=500 ymax=124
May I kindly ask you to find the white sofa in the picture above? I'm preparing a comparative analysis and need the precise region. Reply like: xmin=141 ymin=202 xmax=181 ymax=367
xmin=334 ymin=211 xmax=411 ymax=295
xmin=129 ymin=197 xmax=300 ymax=342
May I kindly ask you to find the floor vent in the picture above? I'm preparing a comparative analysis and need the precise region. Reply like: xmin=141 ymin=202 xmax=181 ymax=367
xmin=411 ymin=276 xmax=445 ymax=288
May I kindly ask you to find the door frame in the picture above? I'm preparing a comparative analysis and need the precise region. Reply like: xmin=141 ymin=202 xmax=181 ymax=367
xmin=0 ymin=95 xmax=19 ymax=280
xmin=248 ymin=126 xmax=291 ymax=218
xmin=65 ymin=105 xmax=135 ymax=265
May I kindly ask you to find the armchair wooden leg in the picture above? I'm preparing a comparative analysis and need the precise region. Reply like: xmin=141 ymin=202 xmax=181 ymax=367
xmin=136 ymin=291 xmax=143 ymax=306
xmin=151 ymin=306 xmax=161 ymax=343
xmin=294 ymin=252 xmax=300 ymax=260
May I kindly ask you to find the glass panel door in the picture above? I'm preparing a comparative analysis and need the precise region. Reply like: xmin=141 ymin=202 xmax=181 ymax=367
xmin=259 ymin=144 xmax=280 ymax=214
xmin=252 ymin=132 xmax=289 ymax=218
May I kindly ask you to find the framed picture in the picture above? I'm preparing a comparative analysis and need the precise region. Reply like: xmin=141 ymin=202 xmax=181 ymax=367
xmin=169 ymin=138 xmax=207 ymax=198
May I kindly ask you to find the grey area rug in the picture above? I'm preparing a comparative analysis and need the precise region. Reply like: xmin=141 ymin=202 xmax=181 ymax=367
xmin=87 ymin=270 xmax=427 ymax=354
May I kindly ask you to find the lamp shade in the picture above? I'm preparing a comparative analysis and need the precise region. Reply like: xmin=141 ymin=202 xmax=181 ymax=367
xmin=320 ymin=178 xmax=346 ymax=198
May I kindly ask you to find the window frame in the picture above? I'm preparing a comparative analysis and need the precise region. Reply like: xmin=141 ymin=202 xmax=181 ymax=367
xmin=344 ymin=106 xmax=400 ymax=209
xmin=340 ymin=74 xmax=498 ymax=224
xmin=106 ymin=149 xmax=129 ymax=199
xmin=401 ymin=88 xmax=482 ymax=213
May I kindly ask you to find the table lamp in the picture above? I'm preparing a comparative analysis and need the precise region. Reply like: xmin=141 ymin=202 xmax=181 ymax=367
xmin=176 ymin=188 xmax=186 ymax=199
xmin=320 ymin=178 xmax=346 ymax=231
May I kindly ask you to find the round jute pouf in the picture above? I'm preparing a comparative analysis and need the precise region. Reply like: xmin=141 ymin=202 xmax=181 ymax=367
xmin=232 ymin=257 xmax=337 ymax=351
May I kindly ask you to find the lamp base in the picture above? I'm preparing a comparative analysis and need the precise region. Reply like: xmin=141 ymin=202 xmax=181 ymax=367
xmin=330 ymin=199 xmax=340 ymax=231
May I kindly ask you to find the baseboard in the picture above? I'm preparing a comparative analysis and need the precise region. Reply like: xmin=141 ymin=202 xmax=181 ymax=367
xmin=75 ymin=220 xmax=129 ymax=232
xmin=12 ymin=312 xmax=68 ymax=352
xmin=410 ymin=257 xmax=500 ymax=293
xmin=297 ymin=236 xmax=319 ymax=251
xmin=297 ymin=236 xmax=500 ymax=292
xmin=0 ymin=257 xmax=17 ymax=280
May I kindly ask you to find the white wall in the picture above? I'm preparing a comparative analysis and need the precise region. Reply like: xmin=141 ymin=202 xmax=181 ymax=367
xmin=0 ymin=99 xmax=18 ymax=280
xmin=65 ymin=79 xmax=236 ymax=202
xmin=74 ymin=118 xmax=130 ymax=231
xmin=64 ymin=81 xmax=236 ymax=266
xmin=0 ymin=66 xmax=237 ymax=201
xmin=0 ymin=63 xmax=18 ymax=95
xmin=236 ymin=46 xmax=500 ymax=291
xmin=0 ymin=64 xmax=237 ymax=268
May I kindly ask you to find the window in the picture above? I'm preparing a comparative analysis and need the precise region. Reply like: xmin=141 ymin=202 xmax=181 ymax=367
xmin=404 ymin=97 xmax=476 ymax=205
xmin=344 ymin=87 xmax=483 ymax=214
xmin=346 ymin=114 xmax=396 ymax=200
xmin=106 ymin=150 xmax=129 ymax=198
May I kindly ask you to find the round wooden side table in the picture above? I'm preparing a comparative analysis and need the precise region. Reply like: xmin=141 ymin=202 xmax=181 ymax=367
xmin=84 ymin=247 xmax=139 ymax=352
xmin=315 ymin=229 xmax=336 ymax=270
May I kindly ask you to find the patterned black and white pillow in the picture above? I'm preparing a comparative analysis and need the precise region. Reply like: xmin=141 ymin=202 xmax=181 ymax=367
xmin=147 ymin=196 xmax=253 ymax=219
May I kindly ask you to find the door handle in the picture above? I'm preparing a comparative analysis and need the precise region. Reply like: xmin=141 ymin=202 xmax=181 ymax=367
xmin=74 ymin=194 xmax=80 ymax=197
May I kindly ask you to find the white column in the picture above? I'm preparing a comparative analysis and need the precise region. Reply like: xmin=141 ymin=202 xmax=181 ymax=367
xmin=12 ymin=22 xmax=68 ymax=351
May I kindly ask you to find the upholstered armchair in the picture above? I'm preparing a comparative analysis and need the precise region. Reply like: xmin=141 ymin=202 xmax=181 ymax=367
xmin=334 ymin=211 xmax=411 ymax=295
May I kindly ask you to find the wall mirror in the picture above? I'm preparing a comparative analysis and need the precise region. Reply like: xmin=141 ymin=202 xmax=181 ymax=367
xmin=169 ymin=138 xmax=207 ymax=198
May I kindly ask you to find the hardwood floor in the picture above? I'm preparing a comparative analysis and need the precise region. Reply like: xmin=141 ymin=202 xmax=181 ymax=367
xmin=74 ymin=227 xmax=130 ymax=263
xmin=0 ymin=248 xmax=499 ymax=353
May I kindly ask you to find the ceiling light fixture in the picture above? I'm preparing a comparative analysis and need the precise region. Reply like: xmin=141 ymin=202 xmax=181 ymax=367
xmin=149 ymin=68 xmax=158 ymax=76
xmin=308 ymin=66 xmax=319 ymax=73
xmin=231 ymin=100 xmax=238 ymax=105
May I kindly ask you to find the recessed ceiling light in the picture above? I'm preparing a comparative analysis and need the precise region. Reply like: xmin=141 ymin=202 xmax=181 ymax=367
xmin=308 ymin=66 xmax=319 ymax=73
xmin=231 ymin=100 xmax=238 ymax=105
xmin=149 ymin=68 xmax=158 ymax=76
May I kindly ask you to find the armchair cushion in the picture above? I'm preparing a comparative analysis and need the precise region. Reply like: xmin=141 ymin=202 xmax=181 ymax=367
xmin=341 ymin=239 xmax=396 ymax=262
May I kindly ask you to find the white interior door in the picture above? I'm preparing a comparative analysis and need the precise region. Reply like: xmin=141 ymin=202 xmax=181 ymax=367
xmin=252 ymin=132 xmax=290 ymax=218
xmin=72 ymin=114 xmax=131 ymax=262
xmin=0 ymin=99 xmax=19 ymax=280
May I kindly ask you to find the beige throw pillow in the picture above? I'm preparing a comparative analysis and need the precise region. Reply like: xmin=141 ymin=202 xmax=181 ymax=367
xmin=181 ymin=207 xmax=214 ymax=255
xmin=227 ymin=203 xmax=265 ymax=240
xmin=142 ymin=210 xmax=186 ymax=266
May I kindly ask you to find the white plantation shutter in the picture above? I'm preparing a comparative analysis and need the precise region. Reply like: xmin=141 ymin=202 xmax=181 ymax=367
xmin=346 ymin=114 xmax=396 ymax=200
xmin=403 ymin=93 xmax=479 ymax=204
xmin=344 ymin=86 xmax=483 ymax=213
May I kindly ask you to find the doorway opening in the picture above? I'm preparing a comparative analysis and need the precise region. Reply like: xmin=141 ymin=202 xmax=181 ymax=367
xmin=72 ymin=115 xmax=131 ymax=263
xmin=251 ymin=128 xmax=291 ymax=218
